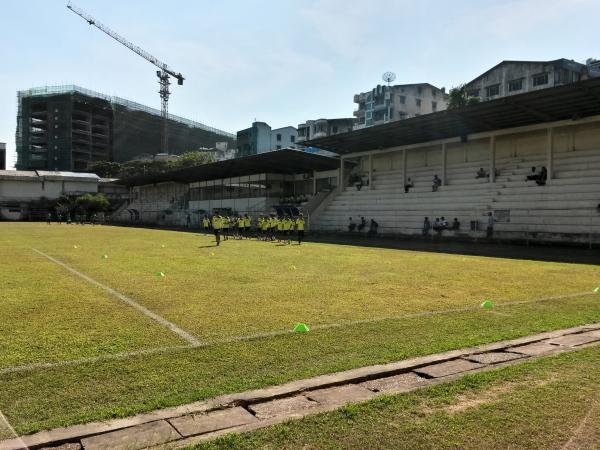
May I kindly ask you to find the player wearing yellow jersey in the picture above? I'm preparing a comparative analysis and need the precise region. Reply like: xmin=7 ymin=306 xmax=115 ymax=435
xmin=296 ymin=214 xmax=305 ymax=245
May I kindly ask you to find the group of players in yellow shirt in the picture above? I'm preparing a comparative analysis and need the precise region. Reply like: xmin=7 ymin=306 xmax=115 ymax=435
xmin=203 ymin=213 xmax=305 ymax=246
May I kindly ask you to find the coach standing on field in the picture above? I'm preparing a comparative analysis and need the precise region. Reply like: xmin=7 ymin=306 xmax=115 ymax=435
xmin=212 ymin=214 xmax=223 ymax=246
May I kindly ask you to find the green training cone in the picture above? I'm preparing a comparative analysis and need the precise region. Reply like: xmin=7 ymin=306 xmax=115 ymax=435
xmin=594 ymin=287 xmax=600 ymax=293
xmin=481 ymin=300 xmax=493 ymax=309
xmin=293 ymin=323 xmax=310 ymax=333
xmin=156 ymin=272 xmax=165 ymax=277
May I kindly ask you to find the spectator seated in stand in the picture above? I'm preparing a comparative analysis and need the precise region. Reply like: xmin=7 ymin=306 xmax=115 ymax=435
xmin=432 ymin=218 xmax=441 ymax=232
xmin=368 ymin=219 xmax=379 ymax=235
xmin=404 ymin=177 xmax=414 ymax=193
xmin=357 ymin=216 xmax=367 ymax=232
xmin=476 ymin=168 xmax=489 ymax=179
xmin=348 ymin=217 xmax=356 ymax=232
xmin=526 ymin=166 xmax=540 ymax=182
xmin=536 ymin=166 xmax=548 ymax=186
xmin=432 ymin=175 xmax=442 ymax=192
xmin=440 ymin=216 xmax=448 ymax=229
xmin=451 ymin=218 xmax=460 ymax=230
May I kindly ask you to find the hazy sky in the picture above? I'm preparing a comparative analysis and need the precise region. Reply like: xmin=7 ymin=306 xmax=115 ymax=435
xmin=1 ymin=0 xmax=599 ymax=168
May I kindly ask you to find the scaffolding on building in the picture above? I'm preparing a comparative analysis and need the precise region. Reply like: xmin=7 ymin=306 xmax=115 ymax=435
xmin=16 ymin=85 xmax=236 ymax=171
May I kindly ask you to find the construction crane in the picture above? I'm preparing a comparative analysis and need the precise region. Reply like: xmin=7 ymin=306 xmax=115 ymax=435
xmin=66 ymin=1 xmax=184 ymax=153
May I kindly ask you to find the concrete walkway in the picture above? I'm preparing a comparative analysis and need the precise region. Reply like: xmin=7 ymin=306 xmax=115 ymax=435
xmin=2 ymin=322 xmax=600 ymax=450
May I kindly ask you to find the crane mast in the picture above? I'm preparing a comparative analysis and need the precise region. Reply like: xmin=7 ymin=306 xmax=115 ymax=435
xmin=66 ymin=1 xmax=184 ymax=153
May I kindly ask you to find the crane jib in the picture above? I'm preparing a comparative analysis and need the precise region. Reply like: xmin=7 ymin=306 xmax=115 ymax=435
xmin=66 ymin=1 xmax=184 ymax=152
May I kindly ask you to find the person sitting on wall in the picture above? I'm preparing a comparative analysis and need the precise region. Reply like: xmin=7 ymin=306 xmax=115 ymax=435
xmin=404 ymin=177 xmax=414 ymax=193
xmin=432 ymin=218 xmax=441 ymax=232
xmin=368 ymin=219 xmax=379 ymax=235
xmin=526 ymin=166 xmax=540 ymax=182
xmin=357 ymin=216 xmax=367 ymax=232
xmin=432 ymin=175 xmax=442 ymax=192
xmin=348 ymin=217 xmax=356 ymax=232
xmin=476 ymin=168 xmax=489 ymax=179
xmin=440 ymin=216 xmax=449 ymax=229
xmin=451 ymin=218 xmax=460 ymax=230
xmin=536 ymin=166 xmax=548 ymax=186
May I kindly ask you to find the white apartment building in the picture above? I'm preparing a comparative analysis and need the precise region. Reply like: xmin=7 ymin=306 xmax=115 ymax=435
xmin=353 ymin=83 xmax=448 ymax=129
xmin=464 ymin=58 xmax=600 ymax=101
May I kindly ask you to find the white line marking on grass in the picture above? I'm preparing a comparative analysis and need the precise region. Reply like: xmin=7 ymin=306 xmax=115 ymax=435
xmin=0 ymin=289 xmax=595 ymax=375
xmin=561 ymin=400 xmax=598 ymax=450
xmin=0 ymin=345 xmax=195 ymax=376
xmin=31 ymin=248 xmax=201 ymax=346
xmin=0 ymin=410 xmax=28 ymax=449
xmin=211 ymin=290 xmax=597 ymax=343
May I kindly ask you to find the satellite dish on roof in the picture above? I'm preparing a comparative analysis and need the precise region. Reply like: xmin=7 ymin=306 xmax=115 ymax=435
xmin=382 ymin=71 xmax=396 ymax=86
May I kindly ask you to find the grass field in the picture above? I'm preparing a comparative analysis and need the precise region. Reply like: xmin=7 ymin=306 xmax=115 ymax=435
xmin=1 ymin=223 xmax=600 ymax=437
xmin=194 ymin=344 xmax=600 ymax=450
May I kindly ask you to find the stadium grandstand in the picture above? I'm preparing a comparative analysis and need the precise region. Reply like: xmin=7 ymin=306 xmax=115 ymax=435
xmin=112 ymin=77 xmax=600 ymax=246
xmin=112 ymin=149 xmax=348 ymax=226
xmin=304 ymin=77 xmax=600 ymax=246
xmin=16 ymin=85 xmax=236 ymax=172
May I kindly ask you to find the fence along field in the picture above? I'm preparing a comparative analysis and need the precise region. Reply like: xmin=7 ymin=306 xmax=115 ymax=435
xmin=1 ymin=222 xmax=600 ymax=435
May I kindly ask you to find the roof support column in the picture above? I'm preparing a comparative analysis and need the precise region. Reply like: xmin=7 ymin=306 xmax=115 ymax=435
xmin=441 ymin=143 xmax=447 ymax=186
xmin=338 ymin=156 xmax=344 ymax=193
xmin=368 ymin=153 xmax=373 ymax=189
xmin=547 ymin=127 xmax=554 ymax=183
xmin=402 ymin=149 xmax=407 ymax=186
xmin=312 ymin=170 xmax=317 ymax=195
xmin=489 ymin=135 xmax=496 ymax=183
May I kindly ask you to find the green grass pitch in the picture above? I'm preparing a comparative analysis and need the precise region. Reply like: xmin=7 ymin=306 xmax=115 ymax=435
xmin=1 ymin=222 xmax=600 ymax=435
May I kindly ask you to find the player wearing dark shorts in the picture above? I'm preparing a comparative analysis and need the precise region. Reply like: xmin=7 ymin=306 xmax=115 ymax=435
xmin=296 ymin=214 xmax=305 ymax=245
xmin=212 ymin=214 xmax=222 ymax=246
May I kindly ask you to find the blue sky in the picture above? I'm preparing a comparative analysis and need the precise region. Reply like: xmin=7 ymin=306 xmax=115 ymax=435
xmin=1 ymin=0 xmax=599 ymax=168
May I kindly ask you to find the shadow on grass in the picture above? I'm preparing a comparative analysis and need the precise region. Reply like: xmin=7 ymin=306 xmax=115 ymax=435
xmin=109 ymin=223 xmax=600 ymax=265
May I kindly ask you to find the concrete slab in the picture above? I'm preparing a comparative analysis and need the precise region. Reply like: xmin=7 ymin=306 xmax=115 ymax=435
xmin=464 ymin=352 xmax=525 ymax=365
xmin=414 ymin=359 xmax=484 ymax=378
xmin=582 ymin=329 xmax=600 ymax=338
xmin=548 ymin=333 xmax=600 ymax=347
xmin=80 ymin=420 xmax=179 ymax=450
xmin=360 ymin=372 xmax=428 ymax=393
xmin=508 ymin=341 xmax=560 ymax=356
xmin=305 ymin=384 xmax=375 ymax=407
xmin=169 ymin=407 xmax=257 ymax=438
xmin=40 ymin=444 xmax=82 ymax=450
xmin=248 ymin=396 xmax=318 ymax=420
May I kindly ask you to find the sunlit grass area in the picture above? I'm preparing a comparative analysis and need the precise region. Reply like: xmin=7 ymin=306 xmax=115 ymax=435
xmin=1 ymin=222 xmax=600 ymax=435
xmin=193 ymin=345 xmax=600 ymax=450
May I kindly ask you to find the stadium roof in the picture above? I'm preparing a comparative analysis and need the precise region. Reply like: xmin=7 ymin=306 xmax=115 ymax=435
xmin=303 ymin=77 xmax=600 ymax=155
xmin=0 ymin=170 xmax=99 ymax=182
xmin=117 ymin=149 xmax=345 ymax=186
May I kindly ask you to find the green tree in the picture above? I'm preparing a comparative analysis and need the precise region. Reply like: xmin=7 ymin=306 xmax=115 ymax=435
xmin=88 ymin=161 xmax=123 ymax=178
xmin=170 ymin=151 xmax=215 ymax=169
xmin=447 ymin=84 xmax=481 ymax=110
xmin=75 ymin=193 xmax=111 ymax=214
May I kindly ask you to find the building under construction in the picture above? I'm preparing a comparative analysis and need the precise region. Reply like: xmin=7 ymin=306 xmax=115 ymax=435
xmin=16 ymin=86 xmax=236 ymax=171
